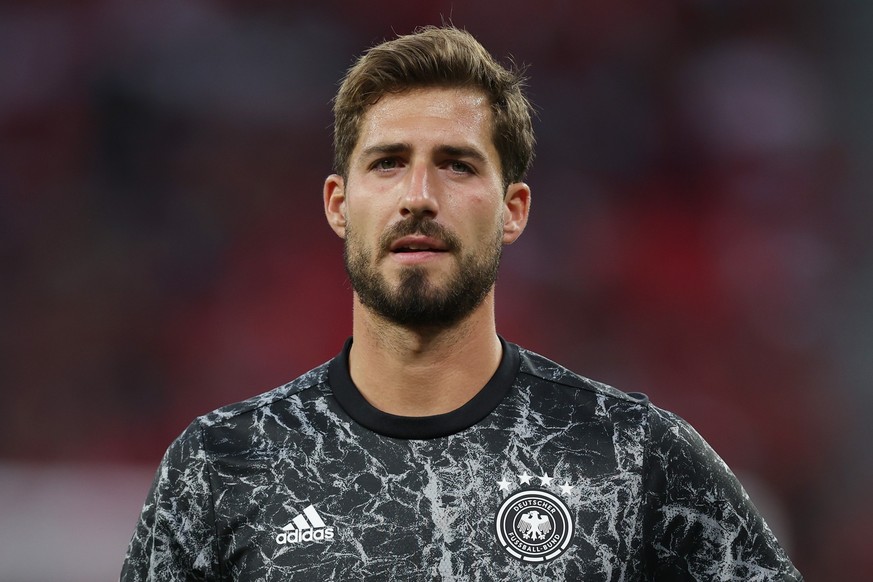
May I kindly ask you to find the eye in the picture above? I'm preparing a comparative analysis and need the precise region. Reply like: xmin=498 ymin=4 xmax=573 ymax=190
xmin=447 ymin=161 xmax=474 ymax=174
xmin=372 ymin=158 xmax=401 ymax=171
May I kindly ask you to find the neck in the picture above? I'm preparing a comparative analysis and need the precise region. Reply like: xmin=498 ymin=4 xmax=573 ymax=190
xmin=348 ymin=293 xmax=503 ymax=417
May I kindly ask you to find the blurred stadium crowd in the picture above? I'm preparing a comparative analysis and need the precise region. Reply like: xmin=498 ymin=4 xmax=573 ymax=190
xmin=2 ymin=0 xmax=872 ymax=578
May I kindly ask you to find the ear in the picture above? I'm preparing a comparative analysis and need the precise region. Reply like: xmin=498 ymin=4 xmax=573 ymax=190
xmin=502 ymin=182 xmax=531 ymax=244
xmin=324 ymin=174 xmax=347 ymax=239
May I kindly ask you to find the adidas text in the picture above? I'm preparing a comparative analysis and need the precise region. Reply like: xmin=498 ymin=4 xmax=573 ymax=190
xmin=276 ymin=504 xmax=335 ymax=545
xmin=276 ymin=527 xmax=335 ymax=544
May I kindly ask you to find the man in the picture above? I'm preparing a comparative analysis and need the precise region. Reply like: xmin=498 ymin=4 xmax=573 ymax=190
xmin=122 ymin=26 xmax=801 ymax=580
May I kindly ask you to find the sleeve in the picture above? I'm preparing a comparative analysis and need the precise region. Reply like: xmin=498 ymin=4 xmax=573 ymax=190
xmin=641 ymin=405 xmax=803 ymax=581
xmin=120 ymin=421 xmax=219 ymax=582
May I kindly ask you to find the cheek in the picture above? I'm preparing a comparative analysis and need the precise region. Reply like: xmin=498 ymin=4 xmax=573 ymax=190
xmin=466 ymin=201 xmax=506 ymax=236
xmin=445 ymin=190 xmax=502 ymax=223
xmin=346 ymin=190 xmax=396 ymax=223
xmin=345 ymin=209 xmax=394 ymax=255
xmin=344 ymin=205 xmax=379 ymax=237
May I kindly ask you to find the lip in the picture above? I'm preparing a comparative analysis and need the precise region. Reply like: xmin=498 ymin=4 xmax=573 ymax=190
xmin=388 ymin=235 xmax=450 ymax=265
xmin=388 ymin=235 xmax=449 ymax=253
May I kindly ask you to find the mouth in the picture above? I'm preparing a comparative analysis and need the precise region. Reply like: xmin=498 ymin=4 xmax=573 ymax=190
xmin=389 ymin=236 xmax=450 ymax=254
xmin=386 ymin=235 xmax=452 ymax=265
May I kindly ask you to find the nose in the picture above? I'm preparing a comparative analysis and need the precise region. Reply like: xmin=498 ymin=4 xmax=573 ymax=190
xmin=399 ymin=162 xmax=439 ymax=219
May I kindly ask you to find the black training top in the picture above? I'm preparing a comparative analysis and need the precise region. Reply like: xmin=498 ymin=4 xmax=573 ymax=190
xmin=121 ymin=338 xmax=802 ymax=580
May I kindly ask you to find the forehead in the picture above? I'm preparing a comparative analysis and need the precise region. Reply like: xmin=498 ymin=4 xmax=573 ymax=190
xmin=353 ymin=87 xmax=497 ymax=158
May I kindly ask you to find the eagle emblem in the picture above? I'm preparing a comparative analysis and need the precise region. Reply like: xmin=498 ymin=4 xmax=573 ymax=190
xmin=518 ymin=510 xmax=552 ymax=540
xmin=495 ymin=489 xmax=574 ymax=562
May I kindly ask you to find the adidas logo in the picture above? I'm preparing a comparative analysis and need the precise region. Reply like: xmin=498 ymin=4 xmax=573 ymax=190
xmin=275 ymin=504 xmax=335 ymax=545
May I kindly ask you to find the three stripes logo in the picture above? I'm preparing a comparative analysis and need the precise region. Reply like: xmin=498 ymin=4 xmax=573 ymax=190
xmin=275 ymin=504 xmax=335 ymax=545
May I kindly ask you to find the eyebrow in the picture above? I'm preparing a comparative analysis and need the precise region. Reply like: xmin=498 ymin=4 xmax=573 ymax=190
xmin=360 ymin=143 xmax=411 ymax=159
xmin=436 ymin=145 xmax=488 ymax=164
xmin=359 ymin=143 xmax=489 ymax=164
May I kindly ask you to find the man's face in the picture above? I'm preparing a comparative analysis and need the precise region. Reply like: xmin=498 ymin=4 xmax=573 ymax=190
xmin=330 ymin=87 xmax=514 ymax=327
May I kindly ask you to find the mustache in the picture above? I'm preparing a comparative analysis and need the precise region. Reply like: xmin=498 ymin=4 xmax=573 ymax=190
xmin=378 ymin=217 xmax=461 ymax=256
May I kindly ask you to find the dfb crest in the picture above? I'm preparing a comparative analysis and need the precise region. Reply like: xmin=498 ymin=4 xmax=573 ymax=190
xmin=494 ymin=489 xmax=573 ymax=562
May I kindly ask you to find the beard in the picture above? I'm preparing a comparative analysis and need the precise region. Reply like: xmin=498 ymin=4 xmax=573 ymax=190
xmin=344 ymin=216 xmax=503 ymax=328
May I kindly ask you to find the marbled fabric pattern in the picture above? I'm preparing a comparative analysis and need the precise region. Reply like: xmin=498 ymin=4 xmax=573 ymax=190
xmin=121 ymin=345 xmax=801 ymax=581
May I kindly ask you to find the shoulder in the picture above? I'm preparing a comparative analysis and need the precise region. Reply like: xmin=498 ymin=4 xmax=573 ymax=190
xmin=186 ymin=361 xmax=332 ymax=439
xmin=515 ymin=344 xmax=650 ymax=407
xmin=512 ymin=343 xmax=718 ymax=437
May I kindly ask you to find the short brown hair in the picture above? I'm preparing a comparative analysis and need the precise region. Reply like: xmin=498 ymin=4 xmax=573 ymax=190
xmin=332 ymin=26 xmax=535 ymax=187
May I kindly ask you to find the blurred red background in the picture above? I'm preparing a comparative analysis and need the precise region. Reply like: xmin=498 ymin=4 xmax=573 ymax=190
xmin=2 ymin=0 xmax=871 ymax=579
